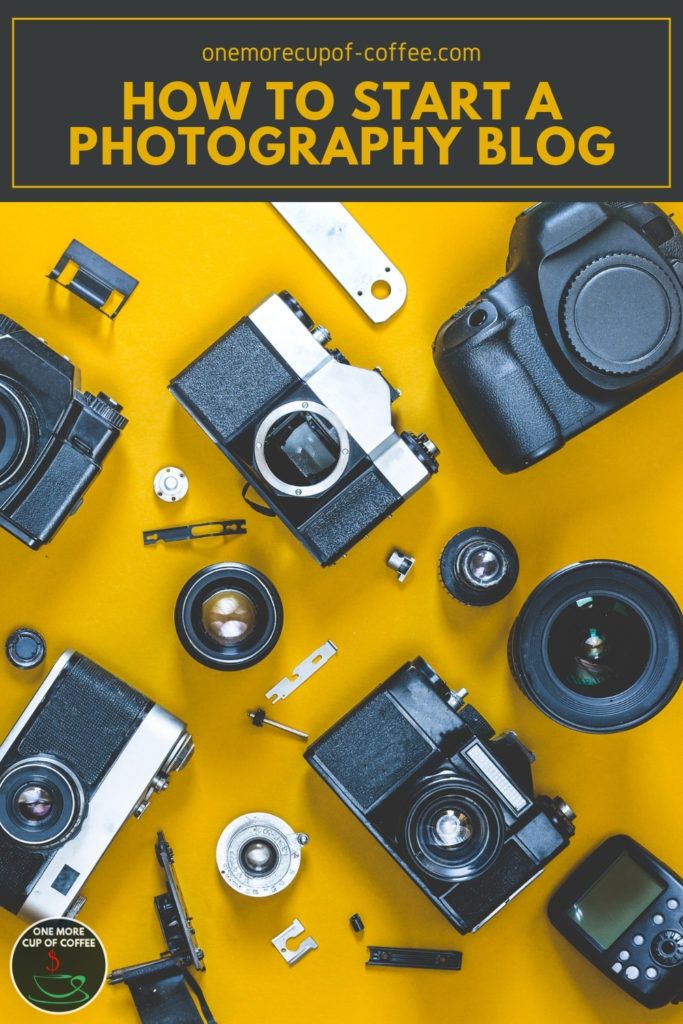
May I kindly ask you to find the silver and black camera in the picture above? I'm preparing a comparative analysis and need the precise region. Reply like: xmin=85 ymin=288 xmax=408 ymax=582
xmin=306 ymin=657 xmax=576 ymax=933
xmin=170 ymin=291 xmax=439 ymax=566
xmin=0 ymin=651 xmax=193 ymax=922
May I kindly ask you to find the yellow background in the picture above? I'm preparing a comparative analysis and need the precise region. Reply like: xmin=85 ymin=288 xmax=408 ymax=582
xmin=0 ymin=201 xmax=681 ymax=1023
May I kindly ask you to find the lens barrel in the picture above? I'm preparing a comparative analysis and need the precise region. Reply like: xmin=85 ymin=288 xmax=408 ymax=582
xmin=175 ymin=563 xmax=283 ymax=671
xmin=508 ymin=560 xmax=683 ymax=733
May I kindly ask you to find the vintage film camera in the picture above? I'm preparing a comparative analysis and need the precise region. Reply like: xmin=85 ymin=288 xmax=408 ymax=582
xmin=306 ymin=657 xmax=576 ymax=933
xmin=0 ymin=652 xmax=193 ymax=921
xmin=433 ymin=202 xmax=683 ymax=473
xmin=0 ymin=315 xmax=127 ymax=548
xmin=170 ymin=291 xmax=438 ymax=566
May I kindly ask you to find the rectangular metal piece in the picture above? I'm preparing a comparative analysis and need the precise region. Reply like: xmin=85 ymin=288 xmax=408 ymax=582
xmin=48 ymin=239 xmax=139 ymax=318
xmin=271 ymin=919 xmax=318 ymax=966
xmin=366 ymin=946 xmax=463 ymax=971
xmin=272 ymin=202 xmax=406 ymax=323
xmin=265 ymin=641 xmax=337 ymax=704
xmin=142 ymin=520 xmax=247 ymax=546
xmin=464 ymin=741 xmax=531 ymax=814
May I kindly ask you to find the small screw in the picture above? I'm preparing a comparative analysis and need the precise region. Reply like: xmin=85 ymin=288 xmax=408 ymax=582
xmin=386 ymin=549 xmax=415 ymax=583
xmin=247 ymin=708 xmax=308 ymax=741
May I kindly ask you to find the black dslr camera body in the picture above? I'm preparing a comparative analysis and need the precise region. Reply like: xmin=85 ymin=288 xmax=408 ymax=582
xmin=170 ymin=291 xmax=438 ymax=566
xmin=0 ymin=651 xmax=193 ymax=922
xmin=0 ymin=316 xmax=127 ymax=548
xmin=306 ymin=657 xmax=576 ymax=934
xmin=433 ymin=202 xmax=683 ymax=473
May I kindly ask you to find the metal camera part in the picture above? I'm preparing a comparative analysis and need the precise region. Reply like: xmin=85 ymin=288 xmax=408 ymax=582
xmin=387 ymin=550 xmax=415 ymax=583
xmin=271 ymin=918 xmax=318 ymax=966
xmin=154 ymin=466 xmax=188 ymax=503
xmin=0 ymin=651 xmax=192 ymax=922
xmin=440 ymin=527 xmax=519 ymax=606
xmin=5 ymin=628 xmax=46 ymax=669
xmin=216 ymin=812 xmax=309 ymax=898
xmin=306 ymin=657 xmax=575 ymax=934
xmin=0 ymin=316 xmax=127 ymax=549
xmin=175 ymin=562 xmax=283 ymax=671
xmin=169 ymin=291 xmax=439 ymax=566
xmin=508 ymin=560 xmax=683 ymax=733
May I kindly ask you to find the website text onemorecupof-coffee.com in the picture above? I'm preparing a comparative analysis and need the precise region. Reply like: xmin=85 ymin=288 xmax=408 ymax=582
xmin=200 ymin=40 xmax=482 ymax=66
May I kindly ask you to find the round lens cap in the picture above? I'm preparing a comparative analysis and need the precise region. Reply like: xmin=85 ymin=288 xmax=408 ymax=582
xmin=562 ymin=252 xmax=681 ymax=375
xmin=5 ymin=628 xmax=46 ymax=670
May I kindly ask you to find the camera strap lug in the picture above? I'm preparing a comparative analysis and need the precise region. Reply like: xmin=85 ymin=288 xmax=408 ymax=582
xmin=265 ymin=640 xmax=338 ymax=704
xmin=366 ymin=946 xmax=463 ymax=971
xmin=48 ymin=239 xmax=138 ymax=319
xmin=271 ymin=919 xmax=318 ymax=966
xmin=272 ymin=202 xmax=406 ymax=323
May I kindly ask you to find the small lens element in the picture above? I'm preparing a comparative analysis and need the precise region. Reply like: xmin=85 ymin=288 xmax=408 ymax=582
xmin=240 ymin=839 xmax=278 ymax=876
xmin=434 ymin=809 xmax=473 ymax=848
xmin=201 ymin=590 xmax=257 ymax=646
xmin=464 ymin=547 xmax=502 ymax=585
xmin=17 ymin=785 xmax=53 ymax=822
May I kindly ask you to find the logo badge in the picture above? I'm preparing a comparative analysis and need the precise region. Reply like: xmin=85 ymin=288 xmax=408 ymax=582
xmin=10 ymin=918 xmax=106 ymax=1014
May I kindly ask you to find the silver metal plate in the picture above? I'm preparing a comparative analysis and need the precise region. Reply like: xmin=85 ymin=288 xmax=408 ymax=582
xmin=272 ymin=202 xmax=407 ymax=323
xmin=265 ymin=641 xmax=338 ymax=704
xmin=271 ymin=918 xmax=318 ymax=966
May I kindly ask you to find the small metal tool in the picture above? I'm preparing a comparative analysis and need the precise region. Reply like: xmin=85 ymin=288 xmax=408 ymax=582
xmin=48 ymin=239 xmax=138 ymax=318
xmin=272 ymin=202 xmax=407 ymax=323
xmin=265 ymin=640 xmax=338 ymax=704
xmin=154 ymin=466 xmax=189 ymax=503
xmin=272 ymin=919 xmax=318 ymax=966
xmin=247 ymin=708 xmax=308 ymax=741
xmin=366 ymin=946 xmax=462 ymax=971
xmin=143 ymin=519 xmax=247 ymax=546
xmin=386 ymin=549 xmax=415 ymax=582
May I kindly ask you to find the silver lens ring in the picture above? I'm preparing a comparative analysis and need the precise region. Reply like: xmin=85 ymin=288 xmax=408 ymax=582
xmin=253 ymin=401 xmax=350 ymax=498
xmin=216 ymin=811 xmax=308 ymax=897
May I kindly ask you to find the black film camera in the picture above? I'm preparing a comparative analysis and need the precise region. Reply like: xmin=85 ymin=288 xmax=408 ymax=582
xmin=306 ymin=657 xmax=576 ymax=933
xmin=0 ymin=315 xmax=127 ymax=548
xmin=433 ymin=202 xmax=683 ymax=473
xmin=170 ymin=291 xmax=438 ymax=566
xmin=0 ymin=651 xmax=193 ymax=922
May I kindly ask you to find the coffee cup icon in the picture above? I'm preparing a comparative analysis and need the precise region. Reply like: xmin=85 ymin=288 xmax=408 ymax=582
xmin=30 ymin=973 xmax=89 ymax=1006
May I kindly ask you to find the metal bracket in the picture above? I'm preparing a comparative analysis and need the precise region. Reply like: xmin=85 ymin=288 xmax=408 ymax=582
xmin=143 ymin=520 xmax=247 ymax=546
xmin=265 ymin=641 xmax=337 ymax=704
xmin=271 ymin=919 xmax=318 ymax=966
xmin=272 ymin=202 xmax=407 ymax=323
xmin=48 ymin=239 xmax=138 ymax=319
xmin=366 ymin=946 xmax=463 ymax=971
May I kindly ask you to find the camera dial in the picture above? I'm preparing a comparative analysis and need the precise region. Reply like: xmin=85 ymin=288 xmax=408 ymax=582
xmin=175 ymin=563 xmax=283 ymax=671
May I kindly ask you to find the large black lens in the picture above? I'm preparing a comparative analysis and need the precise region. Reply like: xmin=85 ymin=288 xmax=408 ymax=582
xmin=403 ymin=774 xmax=503 ymax=882
xmin=509 ymin=560 xmax=683 ymax=732
xmin=0 ymin=759 xmax=82 ymax=846
xmin=264 ymin=411 xmax=341 ymax=487
xmin=175 ymin=563 xmax=283 ymax=671
xmin=0 ymin=379 xmax=35 ymax=488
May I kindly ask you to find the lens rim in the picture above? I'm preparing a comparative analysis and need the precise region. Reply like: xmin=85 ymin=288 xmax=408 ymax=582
xmin=509 ymin=560 xmax=683 ymax=733
xmin=0 ymin=378 xmax=36 ymax=489
xmin=0 ymin=757 xmax=84 ymax=847
xmin=253 ymin=400 xmax=350 ymax=498
xmin=175 ymin=563 xmax=283 ymax=671
xmin=403 ymin=773 xmax=504 ymax=882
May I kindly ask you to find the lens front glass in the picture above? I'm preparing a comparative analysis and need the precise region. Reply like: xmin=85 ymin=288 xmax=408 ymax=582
xmin=201 ymin=589 xmax=257 ymax=647
xmin=0 ymin=760 xmax=80 ymax=846
xmin=264 ymin=411 xmax=341 ymax=487
xmin=16 ymin=784 xmax=54 ymax=823
xmin=547 ymin=595 xmax=651 ymax=697
xmin=239 ymin=838 xmax=279 ymax=877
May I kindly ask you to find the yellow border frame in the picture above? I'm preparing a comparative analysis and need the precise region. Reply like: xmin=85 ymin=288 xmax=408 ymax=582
xmin=10 ymin=16 xmax=673 ymax=190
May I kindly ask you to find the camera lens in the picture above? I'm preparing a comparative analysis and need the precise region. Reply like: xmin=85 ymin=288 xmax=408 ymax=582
xmin=16 ymin=785 xmax=53 ymax=822
xmin=0 ymin=379 xmax=35 ymax=488
xmin=509 ymin=560 xmax=683 ymax=732
xmin=404 ymin=774 xmax=504 ymax=882
xmin=175 ymin=563 xmax=283 ymax=671
xmin=216 ymin=812 xmax=308 ymax=897
xmin=239 ymin=839 xmax=279 ymax=876
xmin=0 ymin=759 xmax=83 ymax=847
xmin=254 ymin=401 xmax=350 ymax=498
xmin=440 ymin=527 xmax=519 ymax=606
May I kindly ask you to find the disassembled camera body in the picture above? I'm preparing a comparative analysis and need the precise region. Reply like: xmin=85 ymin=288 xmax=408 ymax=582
xmin=169 ymin=291 xmax=439 ymax=565
xmin=216 ymin=812 xmax=309 ymax=898
xmin=0 ymin=651 xmax=193 ymax=921
xmin=434 ymin=202 xmax=683 ymax=473
xmin=0 ymin=316 xmax=127 ymax=548
xmin=109 ymin=831 xmax=216 ymax=1024
xmin=549 ymin=835 xmax=683 ymax=1009
xmin=306 ymin=657 xmax=576 ymax=934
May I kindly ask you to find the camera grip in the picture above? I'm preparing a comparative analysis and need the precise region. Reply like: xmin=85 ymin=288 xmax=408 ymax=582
xmin=437 ymin=322 xmax=563 ymax=474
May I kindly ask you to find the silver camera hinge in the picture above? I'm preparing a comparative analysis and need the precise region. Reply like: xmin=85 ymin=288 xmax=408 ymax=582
xmin=272 ymin=202 xmax=407 ymax=323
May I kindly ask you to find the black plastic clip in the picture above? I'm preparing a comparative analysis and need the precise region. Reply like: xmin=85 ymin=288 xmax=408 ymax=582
xmin=143 ymin=520 xmax=247 ymax=546
xmin=48 ymin=239 xmax=138 ymax=318
xmin=366 ymin=946 xmax=462 ymax=971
